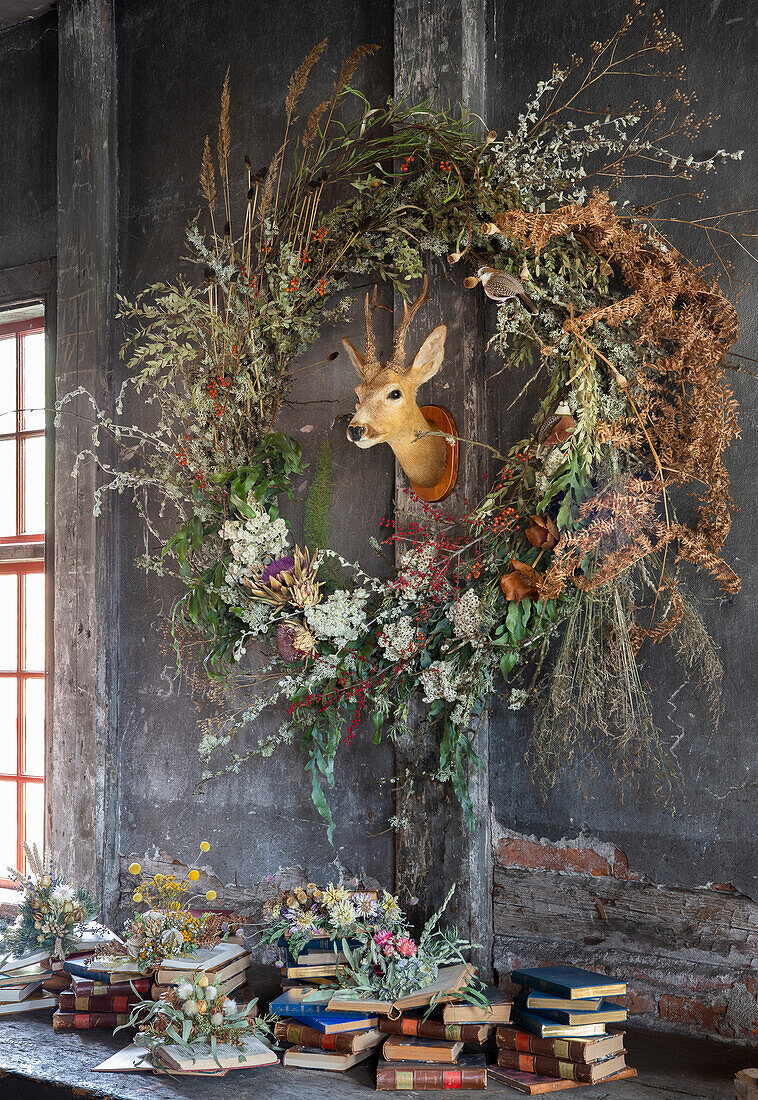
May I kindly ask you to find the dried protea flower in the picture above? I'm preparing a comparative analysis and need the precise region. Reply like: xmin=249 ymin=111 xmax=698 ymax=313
xmin=243 ymin=546 xmax=322 ymax=610
xmin=276 ymin=620 xmax=317 ymax=661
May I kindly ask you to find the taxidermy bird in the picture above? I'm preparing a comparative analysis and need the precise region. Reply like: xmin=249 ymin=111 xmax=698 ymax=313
xmin=535 ymin=392 xmax=575 ymax=454
xmin=464 ymin=266 xmax=539 ymax=314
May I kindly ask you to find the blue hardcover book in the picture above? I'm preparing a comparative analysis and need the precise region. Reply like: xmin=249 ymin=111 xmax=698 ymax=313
xmin=525 ymin=990 xmax=603 ymax=1011
xmin=518 ymin=998 xmax=627 ymax=1026
xmin=511 ymin=1005 xmax=608 ymax=1040
xmin=63 ymin=959 xmax=144 ymax=984
xmin=270 ymin=988 xmax=378 ymax=1034
xmin=511 ymin=965 xmax=626 ymax=1001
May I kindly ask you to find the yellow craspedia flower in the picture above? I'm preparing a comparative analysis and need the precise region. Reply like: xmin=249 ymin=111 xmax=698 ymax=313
xmin=200 ymin=841 xmax=210 ymax=853
xmin=188 ymin=869 xmax=200 ymax=882
xmin=128 ymin=862 xmax=142 ymax=875
xmin=205 ymin=890 xmax=217 ymax=902
xmin=133 ymin=892 xmax=143 ymax=903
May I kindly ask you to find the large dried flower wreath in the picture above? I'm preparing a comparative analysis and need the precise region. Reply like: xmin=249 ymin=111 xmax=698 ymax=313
xmin=59 ymin=10 xmax=747 ymax=836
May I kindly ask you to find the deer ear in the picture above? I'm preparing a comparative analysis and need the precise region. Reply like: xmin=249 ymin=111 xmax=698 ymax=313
xmin=342 ymin=336 xmax=366 ymax=378
xmin=406 ymin=324 xmax=446 ymax=386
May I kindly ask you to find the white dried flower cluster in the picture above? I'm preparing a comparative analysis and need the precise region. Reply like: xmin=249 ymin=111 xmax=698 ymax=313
xmin=395 ymin=542 xmax=437 ymax=600
xmin=419 ymin=660 xmax=460 ymax=704
xmin=448 ymin=589 xmax=481 ymax=640
xmin=377 ymin=615 xmax=418 ymax=663
xmin=221 ymin=493 xmax=289 ymax=586
xmin=535 ymin=448 xmax=566 ymax=496
xmin=305 ymin=589 xmax=369 ymax=650
xmin=50 ymin=884 xmax=76 ymax=904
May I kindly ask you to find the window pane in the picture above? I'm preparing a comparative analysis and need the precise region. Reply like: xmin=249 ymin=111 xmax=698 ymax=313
xmin=0 ymin=438 xmax=16 ymax=536
xmin=23 ymin=783 xmax=44 ymax=870
xmin=0 ymin=780 xmax=17 ymax=872
xmin=23 ymin=678 xmax=44 ymax=777
xmin=0 ymin=678 xmax=17 ymax=774
xmin=22 ymin=434 xmax=45 ymax=535
xmin=21 ymin=332 xmax=45 ymax=432
xmin=23 ymin=573 xmax=44 ymax=672
xmin=0 ymin=337 xmax=16 ymax=434
xmin=0 ymin=575 xmax=17 ymax=671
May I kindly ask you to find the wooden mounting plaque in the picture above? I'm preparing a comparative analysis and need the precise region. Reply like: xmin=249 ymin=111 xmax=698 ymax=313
xmin=411 ymin=405 xmax=459 ymax=502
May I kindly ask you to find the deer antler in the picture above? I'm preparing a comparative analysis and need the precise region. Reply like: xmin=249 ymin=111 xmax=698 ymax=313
xmin=388 ymin=275 xmax=429 ymax=372
xmin=361 ymin=285 xmax=381 ymax=377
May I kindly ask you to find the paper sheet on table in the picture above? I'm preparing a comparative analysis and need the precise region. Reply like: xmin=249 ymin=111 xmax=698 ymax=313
xmin=93 ymin=1045 xmax=153 ymax=1072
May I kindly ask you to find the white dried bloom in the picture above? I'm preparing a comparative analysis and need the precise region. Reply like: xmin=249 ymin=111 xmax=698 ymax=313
xmin=210 ymin=1012 xmax=224 ymax=1026
xmin=183 ymin=999 xmax=199 ymax=1016
xmin=419 ymin=660 xmax=460 ymax=704
xmin=222 ymin=998 xmax=237 ymax=1016
xmin=305 ymin=589 xmax=368 ymax=650
xmin=377 ymin=616 xmax=418 ymax=663
xmin=448 ymin=589 xmax=481 ymax=640
xmin=221 ymin=495 xmax=290 ymax=586
xmin=205 ymin=985 xmax=217 ymax=1001
xmin=395 ymin=542 xmax=437 ymax=600
xmin=50 ymin=884 xmax=76 ymax=904
xmin=176 ymin=981 xmax=193 ymax=1001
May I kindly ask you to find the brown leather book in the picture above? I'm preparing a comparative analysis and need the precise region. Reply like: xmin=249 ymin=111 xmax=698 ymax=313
xmin=52 ymin=1011 xmax=132 ymax=1031
xmin=274 ymin=1019 xmax=382 ymax=1053
xmin=58 ymin=992 xmax=139 ymax=1013
xmin=379 ymin=1014 xmax=492 ymax=1044
xmin=487 ymin=1065 xmax=637 ymax=1094
xmin=498 ymin=1048 xmax=627 ymax=1083
xmin=382 ymin=1035 xmax=463 ymax=1064
xmin=495 ymin=1027 xmax=624 ymax=1064
xmin=376 ymin=1055 xmax=487 ymax=1090
xmin=70 ymin=976 xmax=152 ymax=997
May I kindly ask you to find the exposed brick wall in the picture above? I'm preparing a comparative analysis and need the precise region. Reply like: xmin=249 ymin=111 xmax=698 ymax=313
xmin=493 ymin=828 xmax=758 ymax=1044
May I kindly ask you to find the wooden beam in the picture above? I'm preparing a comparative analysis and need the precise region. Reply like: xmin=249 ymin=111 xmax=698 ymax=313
xmin=393 ymin=0 xmax=493 ymax=975
xmin=53 ymin=0 xmax=119 ymax=920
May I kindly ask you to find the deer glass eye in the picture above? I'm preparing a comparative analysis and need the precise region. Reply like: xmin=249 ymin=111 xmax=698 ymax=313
xmin=388 ymin=389 xmax=402 ymax=400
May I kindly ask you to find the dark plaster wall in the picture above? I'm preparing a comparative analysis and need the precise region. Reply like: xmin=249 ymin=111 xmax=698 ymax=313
xmin=0 ymin=10 xmax=57 ymax=268
xmin=114 ymin=0 xmax=397 ymax=893
xmin=486 ymin=0 xmax=758 ymax=896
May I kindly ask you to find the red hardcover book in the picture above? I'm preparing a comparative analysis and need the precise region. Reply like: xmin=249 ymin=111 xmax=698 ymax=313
xmin=498 ymin=1048 xmax=627 ymax=1083
xmin=274 ymin=1020 xmax=381 ymax=1054
xmin=52 ymin=1011 xmax=132 ymax=1031
xmin=69 ymin=976 xmax=151 ymax=997
xmin=58 ymin=991 xmax=139 ymax=1013
xmin=379 ymin=1014 xmax=492 ymax=1043
xmin=376 ymin=1055 xmax=487 ymax=1091
xmin=495 ymin=1027 xmax=624 ymax=1064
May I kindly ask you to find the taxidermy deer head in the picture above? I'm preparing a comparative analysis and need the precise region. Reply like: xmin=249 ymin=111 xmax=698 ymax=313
xmin=343 ymin=276 xmax=448 ymax=488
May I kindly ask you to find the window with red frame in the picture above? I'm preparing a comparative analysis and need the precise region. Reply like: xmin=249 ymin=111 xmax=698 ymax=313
xmin=0 ymin=309 xmax=46 ymax=886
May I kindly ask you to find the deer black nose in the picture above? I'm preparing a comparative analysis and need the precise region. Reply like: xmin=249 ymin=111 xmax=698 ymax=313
xmin=348 ymin=424 xmax=365 ymax=442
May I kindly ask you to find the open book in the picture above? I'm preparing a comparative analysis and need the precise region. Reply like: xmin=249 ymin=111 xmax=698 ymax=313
xmin=327 ymin=963 xmax=475 ymax=1015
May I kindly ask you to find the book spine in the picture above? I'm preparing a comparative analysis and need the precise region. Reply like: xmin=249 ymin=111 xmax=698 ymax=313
xmin=58 ymin=993 xmax=138 ymax=1013
xmin=495 ymin=1028 xmax=592 ymax=1061
xmin=274 ymin=1021 xmax=355 ymax=1052
xmin=53 ymin=1011 xmax=132 ymax=1031
xmin=380 ymin=1017 xmax=484 ymax=1043
xmin=376 ymin=1066 xmax=487 ymax=1090
xmin=70 ymin=978 xmax=152 ymax=996
xmin=497 ymin=1048 xmax=594 ymax=1081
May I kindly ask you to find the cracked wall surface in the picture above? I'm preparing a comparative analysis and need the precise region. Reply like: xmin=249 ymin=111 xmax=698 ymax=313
xmin=493 ymin=826 xmax=758 ymax=1043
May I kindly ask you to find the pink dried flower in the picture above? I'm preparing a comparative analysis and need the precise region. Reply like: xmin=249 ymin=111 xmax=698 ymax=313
xmin=395 ymin=936 xmax=417 ymax=958
xmin=373 ymin=930 xmax=392 ymax=947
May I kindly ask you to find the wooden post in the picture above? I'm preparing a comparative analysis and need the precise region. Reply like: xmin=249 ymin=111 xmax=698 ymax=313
xmin=52 ymin=0 xmax=120 ymax=920
xmin=393 ymin=0 xmax=493 ymax=975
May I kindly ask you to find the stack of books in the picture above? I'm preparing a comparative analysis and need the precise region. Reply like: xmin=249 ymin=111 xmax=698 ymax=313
xmin=279 ymin=933 xmax=347 ymax=989
xmin=54 ymin=973 xmax=153 ymax=1031
xmin=54 ymin=955 xmax=146 ymax=1031
xmin=0 ymin=949 xmax=57 ymax=1016
xmin=274 ymin=986 xmax=383 ymax=1072
xmin=489 ymin=966 xmax=637 ymax=1093
xmin=376 ymin=1009 xmax=497 ymax=1091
